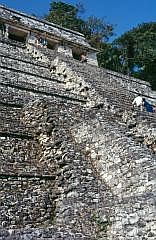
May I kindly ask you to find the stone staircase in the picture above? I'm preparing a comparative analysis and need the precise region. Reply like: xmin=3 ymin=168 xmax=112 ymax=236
xmin=0 ymin=37 xmax=156 ymax=240
xmin=38 ymin=47 xmax=155 ymax=106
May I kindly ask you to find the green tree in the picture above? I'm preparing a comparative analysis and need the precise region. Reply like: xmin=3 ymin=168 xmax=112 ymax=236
xmin=99 ymin=22 xmax=156 ymax=89
xmin=45 ymin=1 xmax=114 ymax=48
xmin=85 ymin=16 xmax=114 ymax=48
xmin=98 ymin=43 xmax=123 ymax=72
xmin=45 ymin=1 xmax=86 ymax=33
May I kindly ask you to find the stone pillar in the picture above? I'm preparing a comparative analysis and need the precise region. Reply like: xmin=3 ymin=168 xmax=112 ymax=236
xmin=4 ymin=24 xmax=9 ymax=38
xmin=87 ymin=51 xmax=98 ymax=66
xmin=58 ymin=44 xmax=72 ymax=57
xmin=26 ymin=31 xmax=30 ymax=45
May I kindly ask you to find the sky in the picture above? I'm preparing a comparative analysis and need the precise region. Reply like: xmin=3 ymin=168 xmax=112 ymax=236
xmin=0 ymin=0 xmax=156 ymax=41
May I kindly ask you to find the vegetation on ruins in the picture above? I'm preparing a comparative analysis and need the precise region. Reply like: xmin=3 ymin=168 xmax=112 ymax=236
xmin=45 ymin=1 xmax=156 ymax=89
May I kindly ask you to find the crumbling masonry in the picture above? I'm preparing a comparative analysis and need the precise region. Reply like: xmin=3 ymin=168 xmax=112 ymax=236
xmin=0 ymin=5 xmax=156 ymax=240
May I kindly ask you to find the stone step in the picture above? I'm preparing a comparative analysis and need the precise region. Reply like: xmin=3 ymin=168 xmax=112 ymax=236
xmin=0 ymin=70 xmax=86 ymax=100
xmin=0 ymin=54 xmax=51 ymax=79
xmin=0 ymin=83 xmax=86 ymax=107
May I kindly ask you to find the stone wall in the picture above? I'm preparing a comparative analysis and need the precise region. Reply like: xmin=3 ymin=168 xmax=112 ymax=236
xmin=0 ymin=15 xmax=156 ymax=240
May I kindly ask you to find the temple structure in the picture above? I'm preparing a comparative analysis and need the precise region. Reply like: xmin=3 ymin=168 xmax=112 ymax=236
xmin=0 ymin=4 xmax=156 ymax=240
xmin=0 ymin=5 xmax=98 ymax=66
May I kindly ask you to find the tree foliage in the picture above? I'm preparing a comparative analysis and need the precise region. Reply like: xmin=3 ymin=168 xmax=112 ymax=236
xmin=45 ymin=1 xmax=86 ymax=33
xmin=85 ymin=16 xmax=113 ymax=48
xmin=45 ymin=1 xmax=114 ymax=48
xmin=98 ymin=43 xmax=123 ymax=73
xmin=98 ymin=22 xmax=156 ymax=89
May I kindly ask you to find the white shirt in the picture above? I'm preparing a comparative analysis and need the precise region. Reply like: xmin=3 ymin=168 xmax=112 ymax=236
xmin=132 ymin=96 xmax=143 ymax=106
